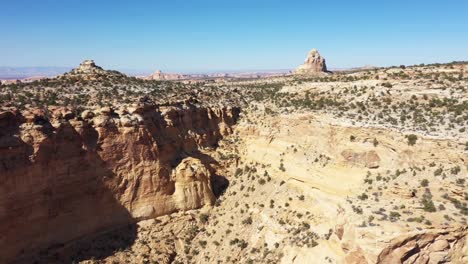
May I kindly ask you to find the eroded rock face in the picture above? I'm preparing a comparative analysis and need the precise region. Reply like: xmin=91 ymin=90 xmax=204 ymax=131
xmin=0 ymin=103 xmax=240 ymax=263
xmin=172 ymin=157 xmax=216 ymax=211
xmin=294 ymin=48 xmax=328 ymax=74
xmin=377 ymin=227 xmax=468 ymax=264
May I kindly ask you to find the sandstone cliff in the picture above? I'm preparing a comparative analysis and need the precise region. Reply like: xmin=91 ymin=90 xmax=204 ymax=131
xmin=0 ymin=103 xmax=240 ymax=263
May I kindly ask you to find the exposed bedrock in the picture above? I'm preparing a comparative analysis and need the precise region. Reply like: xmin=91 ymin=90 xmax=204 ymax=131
xmin=377 ymin=227 xmax=468 ymax=264
xmin=0 ymin=103 xmax=240 ymax=263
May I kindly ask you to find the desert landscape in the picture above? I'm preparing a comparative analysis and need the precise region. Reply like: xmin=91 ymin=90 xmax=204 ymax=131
xmin=0 ymin=48 xmax=467 ymax=264
xmin=1 ymin=1 xmax=467 ymax=263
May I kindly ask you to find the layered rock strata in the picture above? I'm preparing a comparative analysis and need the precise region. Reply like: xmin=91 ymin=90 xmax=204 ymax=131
xmin=0 ymin=103 xmax=240 ymax=263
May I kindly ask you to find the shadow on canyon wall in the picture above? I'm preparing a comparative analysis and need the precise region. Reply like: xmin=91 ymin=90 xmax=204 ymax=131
xmin=0 ymin=118 xmax=137 ymax=264
xmin=0 ymin=106 xmax=240 ymax=263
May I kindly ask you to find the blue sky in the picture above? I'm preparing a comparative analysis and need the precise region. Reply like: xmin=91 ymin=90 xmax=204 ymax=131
xmin=1 ymin=0 xmax=467 ymax=72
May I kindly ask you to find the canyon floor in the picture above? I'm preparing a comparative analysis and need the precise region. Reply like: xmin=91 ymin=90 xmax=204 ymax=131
xmin=0 ymin=62 xmax=467 ymax=263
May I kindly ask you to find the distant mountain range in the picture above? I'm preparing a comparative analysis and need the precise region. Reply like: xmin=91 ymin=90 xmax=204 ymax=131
xmin=0 ymin=65 xmax=376 ymax=81
xmin=0 ymin=67 xmax=72 ymax=79
xmin=0 ymin=66 xmax=292 ymax=80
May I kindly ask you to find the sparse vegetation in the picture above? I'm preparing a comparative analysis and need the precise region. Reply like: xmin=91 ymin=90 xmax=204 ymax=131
xmin=4 ymin=59 xmax=467 ymax=264
xmin=406 ymin=134 xmax=418 ymax=146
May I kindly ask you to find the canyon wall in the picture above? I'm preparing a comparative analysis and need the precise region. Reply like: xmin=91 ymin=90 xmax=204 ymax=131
xmin=0 ymin=103 xmax=240 ymax=263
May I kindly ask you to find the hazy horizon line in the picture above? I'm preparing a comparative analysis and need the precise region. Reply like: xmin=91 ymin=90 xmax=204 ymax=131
xmin=0 ymin=59 xmax=466 ymax=78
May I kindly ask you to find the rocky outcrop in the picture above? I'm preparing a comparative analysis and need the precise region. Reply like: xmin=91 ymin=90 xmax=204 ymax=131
xmin=0 ymin=103 xmax=240 ymax=263
xmin=147 ymin=70 xmax=187 ymax=81
xmin=377 ymin=227 xmax=468 ymax=264
xmin=70 ymin=60 xmax=105 ymax=74
xmin=64 ymin=60 xmax=126 ymax=79
xmin=172 ymin=157 xmax=216 ymax=211
xmin=341 ymin=149 xmax=381 ymax=168
xmin=294 ymin=48 xmax=328 ymax=74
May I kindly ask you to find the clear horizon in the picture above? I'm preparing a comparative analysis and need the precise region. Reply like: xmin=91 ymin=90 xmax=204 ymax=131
xmin=1 ymin=0 xmax=468 ymax=72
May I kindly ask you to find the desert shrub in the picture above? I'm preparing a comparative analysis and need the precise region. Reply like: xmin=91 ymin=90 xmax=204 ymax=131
xmin=406 ymin=134 xmax=418 ymax=145
xmin=199 ymin=213 xmax=209 ymax=224
xmin=456 ymin=178 xmax=465 ymax=185
xmin=279 ymin=163 xmax=286 ymax=171
xmin=358 ymin=193 xmax=369 ymax=200
xmin=352 ymin=205 xmax=363 ymax=214
xmin=450 ymin=166 xmax=461 ymax=175
xmin=421 ymin=197 xmax=436 ymax=212
xmin=373 ymin=138 xmax=379 ymax=147
xmin=390 ymin=211 xmax=401 ymax=218
xmin=199 ymin=240 xmax=207 ymax=248
xmin=242 ymin=217 xmax=253 ymax=225
xmin=434 ymin=168 xmax=443 ymax=176
xmin=382 ymin=82 xmax=393 ymax=88
xmin=420 ymin=179 xmax=429 ymax=187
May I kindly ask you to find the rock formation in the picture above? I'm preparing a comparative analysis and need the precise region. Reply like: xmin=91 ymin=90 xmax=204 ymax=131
xmin=147 ymin=70 xmax=187 ymax=81
xmin=294 ymin=48 xmax=328 ymax=74
xmin=70 ymin=60 xmax=104 ymax=74
xmin=341 ymin=149 xmax=381 ymax=169
xmin=64 ymin=60 xmax=125 ymax=79
xmin=0 ymin=103 xmax=240 ymax=263
xmin=377 ymin=227 xmax=468 ymax=264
